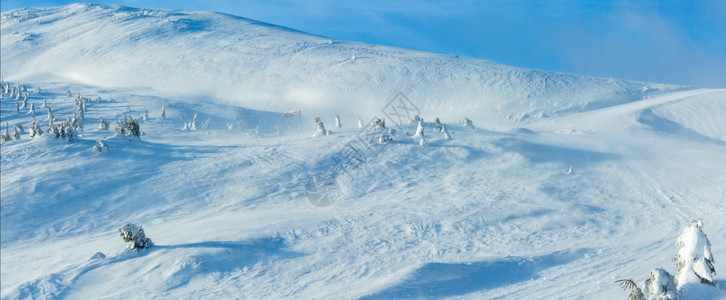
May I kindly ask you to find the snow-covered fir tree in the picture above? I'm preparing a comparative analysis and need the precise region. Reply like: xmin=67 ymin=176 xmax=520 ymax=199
xmin=461 ymin=116 xmax=477 ymax=131
xmin=641 ymin=268 xmax=678 ymax=300
xmin=358 ymin=118 xmax=364 ymax=128
xmin=434 ymin=117 xmax=442 ymax=132
xmin=99 ymin=117 xmax=110 ymax=130
xmin=94 ymin=139 xmax=110 ymax=154
xmin=313 ymin=117 xmax=329 ymax=137
xmin=29 ymin=121 xmax=43 ymax=138
xmin=335 ymin=114 xmax=342 ymax=128
xmin=413 ymin=120 xmax=424 ymax=138
xmin=118 ymin=223 xmax=154 ymax=250
xmin=442 ymin=125 xmax=451 ymax=140
xmin=126 ymin=115 xmax=141 ymax=139
xmin=191 ymin=112 xmax=199 ymax=130
xmin=674 ymin=219 xmax=715 ymax=288
xmin=13 ymin=124 xmax=24 ymax=140
xmin=46 ymin=106 xmax=54 ymax=122
xmin=1 ymin=123 xmax=10 ymax=143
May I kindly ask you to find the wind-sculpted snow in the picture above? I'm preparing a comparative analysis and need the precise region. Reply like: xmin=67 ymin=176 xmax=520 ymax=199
xmin=1 ymin=4 xmax=726 ymax=299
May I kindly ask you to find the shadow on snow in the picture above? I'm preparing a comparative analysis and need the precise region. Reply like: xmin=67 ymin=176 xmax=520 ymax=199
xmin=362 ymin=248 xmax=590 ymax=299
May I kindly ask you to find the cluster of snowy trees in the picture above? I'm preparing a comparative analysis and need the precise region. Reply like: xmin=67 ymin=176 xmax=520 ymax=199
xmin=311 ymin=114 xmax=468 ymax=146
xmin=616 ymin=219 xmax=717 ymax=299
xmin=0 ymin=81 xmax=147 ymax=152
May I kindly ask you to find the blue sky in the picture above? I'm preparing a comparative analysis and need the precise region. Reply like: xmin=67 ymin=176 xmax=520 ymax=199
xmin=2 ymin=0 xmax=725 ymax=87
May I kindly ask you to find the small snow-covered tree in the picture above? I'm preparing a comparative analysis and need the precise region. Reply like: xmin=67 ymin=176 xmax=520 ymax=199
xmin=313 ymin=117 xmax=328 ymax=137
xmin=374 ymin=118 xmax=386 ymax=129
xmin=13 ymin=124 xmax=23 ymax=140
xmin=118 ymin=223 xmax=153 ymax=250
xmin=99 ymin=117 xmax=109 ymax=130
xmin=413 ymin=120 xmax=424 ymax=138
xmin=461 ymin=116 xmax=477 ymax=131
xmin=126 ymin=116 xmax=140 ymax=139
xmin=161 ymin=105 xmax=166 ymax=120
xmin=442 ymin=125 xmax=451 ymax=140
xmin=93 ymin=139 xmax=110 ymax=154
xmin=1 ymin=123 xmax=11 ymax=143
xmin=434 ymin=117 xmax=443 ymax=132
xmin=46 ymin=106 xmax=54 ymax=122
xmin=191 ymin=112 xmax=199 ymax=130
xmin=335 ymin=114 xmax=342 ymax=128
xmin=674 ymin=219 xmax=715 ymax=287
xmin=641 ymin=268 xmax=678 ymax=300
xmin=358 ymin=118 xmax=364 ymax=128
xmin=29 ymin=121 xmax=43 ymax=138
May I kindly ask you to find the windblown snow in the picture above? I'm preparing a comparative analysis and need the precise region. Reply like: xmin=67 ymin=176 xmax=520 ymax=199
xmin=1 ymin=4 xmax=725 ymax=299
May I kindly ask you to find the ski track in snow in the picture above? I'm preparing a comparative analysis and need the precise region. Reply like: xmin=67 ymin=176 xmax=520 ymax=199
xmin=2 ymin=4 xmax=726 ymax=299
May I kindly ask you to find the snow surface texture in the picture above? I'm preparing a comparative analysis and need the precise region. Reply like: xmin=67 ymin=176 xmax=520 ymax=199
xmin=2 ymin=4 xmax=726 ymax=299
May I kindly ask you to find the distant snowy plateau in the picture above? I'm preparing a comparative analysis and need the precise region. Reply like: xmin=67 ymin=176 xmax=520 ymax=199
xmin=1 ymin=4 xmax=726 ymax=299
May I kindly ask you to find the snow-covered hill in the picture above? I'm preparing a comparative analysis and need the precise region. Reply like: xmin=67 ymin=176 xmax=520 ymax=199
xmin=2 ymin=4 xmax=725 ymax=299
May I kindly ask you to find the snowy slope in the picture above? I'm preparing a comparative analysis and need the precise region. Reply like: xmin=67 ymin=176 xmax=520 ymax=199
xmin=1 ymin=4 xmax=686 ymax=128
xmin=2 ymin=4 xmax=726 ymax=299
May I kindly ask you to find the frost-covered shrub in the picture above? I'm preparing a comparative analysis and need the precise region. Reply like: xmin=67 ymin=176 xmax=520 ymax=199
xmin=374 ymin=118 xmax=386 ymax=129
xmin=674 ymin=219 xmax=715 ymax=287
xmin=118 ymin=223 xmax=154 ymax=250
